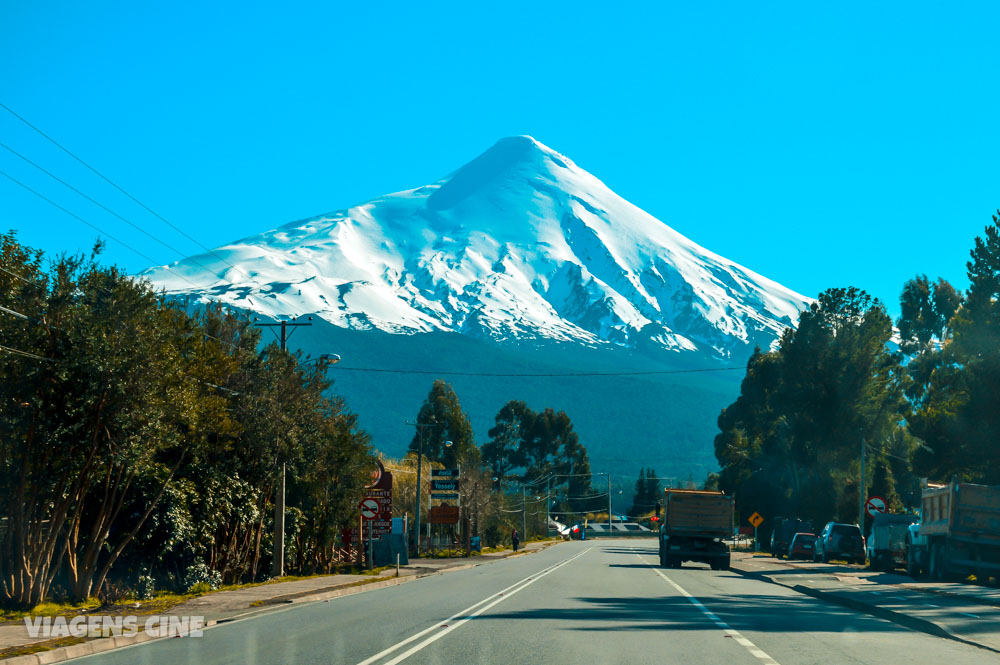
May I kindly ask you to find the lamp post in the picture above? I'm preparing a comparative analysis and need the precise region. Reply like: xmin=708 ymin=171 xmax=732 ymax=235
xmin=271 ymin=352 xmax=340 ymax=578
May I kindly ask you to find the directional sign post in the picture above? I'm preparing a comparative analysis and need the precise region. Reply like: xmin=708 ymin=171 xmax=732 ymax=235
xmin=747 ymin=512 xmax=764 ymax=551
xmin=865 ymin=495 xmax=888 ymax=518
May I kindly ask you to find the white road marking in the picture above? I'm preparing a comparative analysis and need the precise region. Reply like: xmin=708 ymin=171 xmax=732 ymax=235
xmin=923 ymin=603 xmax=939 ymax=608
xmin=959 ymin=612 xmax=980 ymax=618
xmin=638 ymin=555 xmax=781 ymax=665
xmin=355 ymin=547 xmax=591 ymax=665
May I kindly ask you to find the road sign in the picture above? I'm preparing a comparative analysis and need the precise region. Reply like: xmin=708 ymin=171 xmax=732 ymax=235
xmin=366 ymin=459 xmax=385 ymax=489
xmin=429 ymin=505 xmax=459 ymax=524
xmin=748 ymin=512 xmax=764 ymax=528
xmin=865 ymin=495 xmax=888 ymax=518
xmin=431 ymin=468 xmax=459 ymax=478
xmin=360 ymin=498 xmax=379 ymax=520
xmin=431 ymin=492 xmax=460 ymax=500
xmin=362 ymin=464 xmax=393 ymax=537
xmin=430 ymin=479 xmax=459 ymax=492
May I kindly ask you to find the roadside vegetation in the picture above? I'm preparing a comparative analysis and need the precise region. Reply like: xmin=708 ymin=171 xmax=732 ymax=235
xmin=0 ymin=232 xmax=593 ymax=611
xmin=715 ymin=213 xmax=1000 ymax=536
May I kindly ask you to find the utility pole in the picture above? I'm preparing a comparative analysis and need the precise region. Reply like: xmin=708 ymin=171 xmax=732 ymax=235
xmin=522 ymin=485 xmax=527 ymax=541
xmin=607 ymin=474 xmax=612 ymax=535
xmin=545 ymin=477 xmax=551 ymax=537
xmin=859 ymin=431 xmax=866 ymax=528
xmin=255 ymin=317 xmax=312 ymax=579
xmin=406 ymin=421 xmax=437 ymax=558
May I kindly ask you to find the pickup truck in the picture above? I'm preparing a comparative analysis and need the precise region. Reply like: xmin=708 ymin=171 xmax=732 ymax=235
xmin=658 ymin=489 xmax=733 ymax=570
xmin=866 ymin=513 xmax=917 ymax=571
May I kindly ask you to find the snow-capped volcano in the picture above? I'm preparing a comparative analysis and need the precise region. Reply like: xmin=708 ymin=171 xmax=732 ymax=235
xmin=143 ymin=136 xmax=809 ymax=357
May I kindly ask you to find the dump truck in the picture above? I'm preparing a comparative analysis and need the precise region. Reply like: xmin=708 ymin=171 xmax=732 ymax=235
xmin=917 ymin=480 xmax=1000 ymax=581
xmin=658 ymin=489 xmax=733 ymax=570
xmin=866 ymin=513 xmax=918 ymax=571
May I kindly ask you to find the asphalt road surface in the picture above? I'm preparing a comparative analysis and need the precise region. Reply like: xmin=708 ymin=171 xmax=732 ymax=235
xmin=70 ymin=540 xmax=994 ymax=665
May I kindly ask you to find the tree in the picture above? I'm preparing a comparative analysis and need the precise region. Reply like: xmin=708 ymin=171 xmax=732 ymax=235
xmin=483 ymin=400 xmax=531 ymax=482
xmin=408 ymin=380 xmax=477 ymax=469
xmin=629 ymin=468 xmax=661 ymax=517
xmin=714 ymin=287 xmax=906 ymax=528
xmin=909 ymin=213 xmax=1000 ymax=483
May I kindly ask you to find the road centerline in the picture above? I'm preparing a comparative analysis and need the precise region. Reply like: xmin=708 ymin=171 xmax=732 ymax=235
xmin=353 ymin=547 xmax=591 ymax=665
xmin=636 ymin=553 xmax=782 ymax=665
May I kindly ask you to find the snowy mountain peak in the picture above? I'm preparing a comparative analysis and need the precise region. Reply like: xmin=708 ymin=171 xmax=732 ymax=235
xmin=142 ymin=137 xmax=810 ymax=357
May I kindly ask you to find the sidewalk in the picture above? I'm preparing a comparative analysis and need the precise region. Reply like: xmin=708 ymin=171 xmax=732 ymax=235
xmin=731 ymin=552 xmax=1000 ymax=653
xmin=0 ymin=540 xmax=557 ymax=664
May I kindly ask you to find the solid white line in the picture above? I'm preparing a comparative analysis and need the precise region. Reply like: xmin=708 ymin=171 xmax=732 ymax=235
xmin=355 ymin=547 xmax=591 ymax=665
xmin=638 ymin=554 xmax=781 ymax=665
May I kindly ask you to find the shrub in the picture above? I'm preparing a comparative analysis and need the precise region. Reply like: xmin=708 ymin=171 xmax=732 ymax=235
xmin=136 ymin=575 xmax=156 ymax=600
xmin=183 ymin=561 xmax=222 ymax=593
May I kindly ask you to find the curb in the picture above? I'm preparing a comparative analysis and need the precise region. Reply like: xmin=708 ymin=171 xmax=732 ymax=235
xmin=1 ymin=543 xmax=562 ymax=663
xmin=250 ymin=574 xmax=417 ymax=606
xmin=730 ymin=565 xmax=999 ymax=654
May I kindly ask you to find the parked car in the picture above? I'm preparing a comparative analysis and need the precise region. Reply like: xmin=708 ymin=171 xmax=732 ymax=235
xmin=770 ymin=517 xmax=812 ymax=558
xmin=787 ymin=533 xmax=817 ymax=559
xmin=814 ymin=522 xmax=865 ymax=564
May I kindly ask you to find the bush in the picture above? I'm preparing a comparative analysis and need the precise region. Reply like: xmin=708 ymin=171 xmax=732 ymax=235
xmin=183 ymin=561 xmax=222 ymax=593
xmin=136 ymin=575 xmax=156 ymax=600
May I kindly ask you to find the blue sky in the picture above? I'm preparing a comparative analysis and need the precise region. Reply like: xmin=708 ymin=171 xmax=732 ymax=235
xmin=2 ymin=1 xmax=998 ymax=318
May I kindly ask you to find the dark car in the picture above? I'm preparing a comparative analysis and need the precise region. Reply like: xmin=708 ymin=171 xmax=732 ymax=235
xmin=814 ymin=522 xmax=865 ymax=564
xmin=771 ymin=517 xmax=812 ymax=558
xmin=788 ymin=532 xmax=816 ymax=559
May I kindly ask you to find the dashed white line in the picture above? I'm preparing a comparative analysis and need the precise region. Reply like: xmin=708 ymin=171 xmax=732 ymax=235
xmin=638 ymin=554 xmax=781 ymax=665
xmin=959 ymin=612 xmax=980 ymax=619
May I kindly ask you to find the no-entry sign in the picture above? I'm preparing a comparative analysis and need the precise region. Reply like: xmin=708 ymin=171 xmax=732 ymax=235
xmin=360 ymin=498 xmax=379 ymax=520
xmin=865 ymin=495 xmax=888 ymax=518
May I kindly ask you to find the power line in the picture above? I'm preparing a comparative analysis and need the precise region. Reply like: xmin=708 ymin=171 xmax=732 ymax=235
xmin=0 ymin=169 xmax=205 ymax=291
xmin=0 ymin=264 xmax=45 ymax=288
xmin=0 ymin=343 xmax=55 ymax=362
xmin=329 ymin=366 xmax=744 ymax=378
xmin=0 ymin=141 xmax=221 ymax=281
xmin=0 ymin=102 xmax=256 ymax=283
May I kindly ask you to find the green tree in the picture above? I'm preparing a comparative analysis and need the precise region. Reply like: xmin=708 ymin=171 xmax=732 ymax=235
xmin=909 ymin=213 xmax=1000 ymax=483
xmin=483 ymin=400 xmax=531 ymax=481
xmin=629 ymin=468 xmax=661 ymax=517
xmin=408 ymin=379 xmax=478 ymax=468
xmin=714 ymin=287 xmax=906 ymax=528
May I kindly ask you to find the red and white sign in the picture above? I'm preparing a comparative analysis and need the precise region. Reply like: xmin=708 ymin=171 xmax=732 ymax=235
xmin=360 ymin=498 xmax=379 ymax=520
xmin=361 ymin=461 xmax=393 ymax=537
xmin=865 ymin=495 xmax=888 ymax=518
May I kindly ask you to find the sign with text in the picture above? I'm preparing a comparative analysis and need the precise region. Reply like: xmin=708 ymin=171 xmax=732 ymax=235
xmin=429 ymin=505 xmax=460 ymax=524
xmin=430 ymin=479 xmax=459 ymax=492
xmin=362 ymin=460 xmax=393 ymax=537
xmin=431 ymin=492 xmax=459 ymax=500
xmin=431 ymin=468 xmax=459 ymax=478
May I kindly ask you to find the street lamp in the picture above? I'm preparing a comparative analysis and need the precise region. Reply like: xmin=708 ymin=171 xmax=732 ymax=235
xmin=271 ymin=352 xmax=340 ymax=578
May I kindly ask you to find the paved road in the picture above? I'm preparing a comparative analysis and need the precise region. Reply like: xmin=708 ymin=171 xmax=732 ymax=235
xmin=70 ymin=540 xmax=994 ymax=665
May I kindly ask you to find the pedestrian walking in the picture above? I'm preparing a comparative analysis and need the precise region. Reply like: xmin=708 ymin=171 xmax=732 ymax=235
xmin=512 ymin=528 xmax=520 ymax=553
